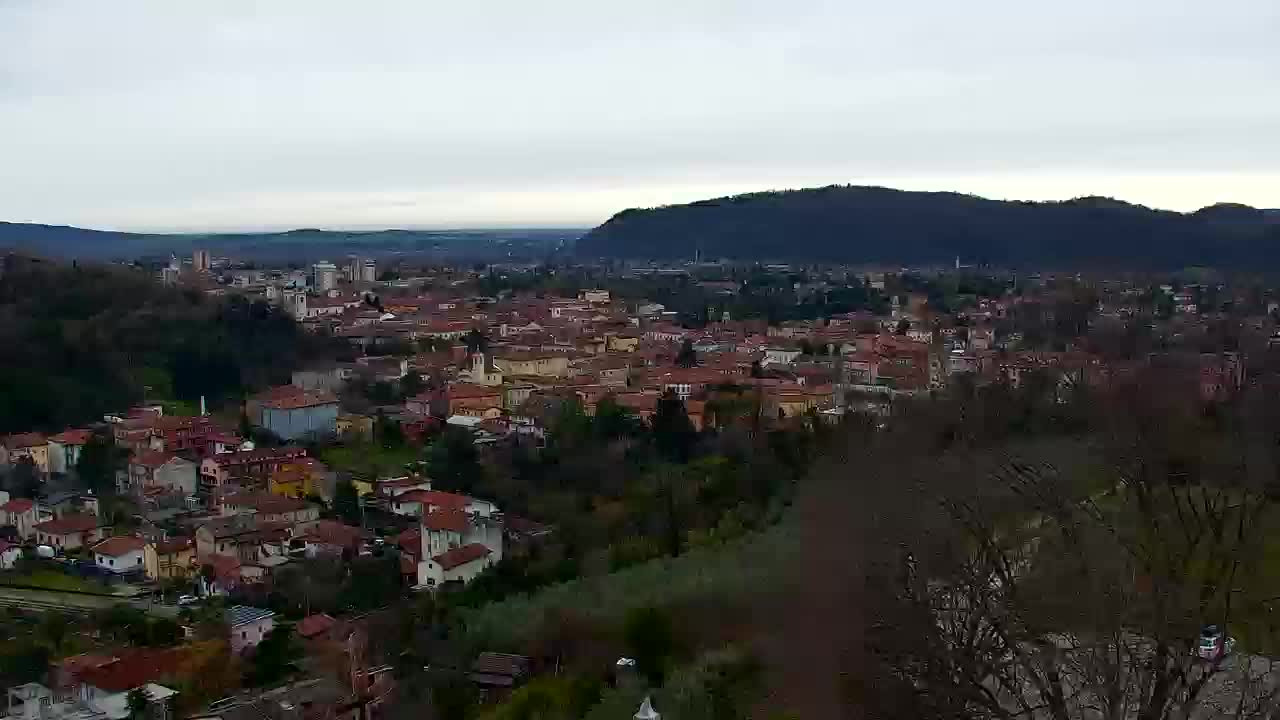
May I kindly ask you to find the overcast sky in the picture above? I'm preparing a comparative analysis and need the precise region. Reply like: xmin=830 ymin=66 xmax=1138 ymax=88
xmin=1 ymin=0 xmax=1277 ymax=231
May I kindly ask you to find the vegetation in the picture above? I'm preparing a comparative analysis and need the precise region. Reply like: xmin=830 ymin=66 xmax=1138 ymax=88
xmin=0 ymin=254 xmax=341 ymax=432
xmin=579 ymin=184 xmax=1280 ymax=268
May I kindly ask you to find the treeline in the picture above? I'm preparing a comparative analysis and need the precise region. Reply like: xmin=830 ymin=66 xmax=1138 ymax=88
xmin=0 ymin=254 xmax=340 ymax=433
xmin=578 ymin=184 xmax=1280 ymax=268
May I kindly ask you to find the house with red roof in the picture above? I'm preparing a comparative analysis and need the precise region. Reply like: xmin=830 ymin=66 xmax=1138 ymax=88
xmin=0 ymin=497 xmax=40 ymax=540
xmin=144 ymin=537 xmax=195 ymax=581
xmin=127 ymin=450 xmax=198 ymax=497
xmin=91 ymin=535 xmax=146 ymax=575
xmin=34 ymin=513 xmax=106 ymax=551
xmin=415 ymin=494 xmax=504 ymax=589
xmin=47 ymin=429 xmax=93 ymax=474
xmin=418 ymin=542 xmax=493 ymax=587
xmin=1 ymin=432 xmax=50 ymax=475
xmin=72 ymin=648 xmax=183 ymax=714
xmin=220 ymin=492 xmax=320 ymax=525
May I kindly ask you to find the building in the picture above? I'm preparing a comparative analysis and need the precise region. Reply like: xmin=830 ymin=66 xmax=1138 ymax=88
xmin=0 ymin=497 xmax=39 ymax=540
xmin=415 ymin=496 xmax=504 ymax=588
xmin=91 ymin=536 xmax=146 ymax=575
xmin=361 ymin=259 xmax=377 ymax=283
xmin=220 ymin=492 xmax=320 ymax=525
xmin=34 ymin=514 xmax=104 ymax=551
xmin=259 ymin=390 xmax=339 ymax=441
xmin=493 ymin=351 xmax=569 ymax=378
xmin=144 ymin=537 xmax=195 ymax=581
xmin=47 ymin=430 xmax=92 ymax=475
xmin=192 ymin=249 xmax=210 ymax=272
xmin=312 ymin=261 xmax=338 ymax=292
xmin=127 ymin=451 xmax=198 ymax=497
xmin=199 ymin=447 xmax=308 ymax=493
xmin=0 ymin=541 xmax=22 ymax=570
xmin=227 ymin=606 xmax=276 ymax=653
xmin=194 ymin=514 xmax=259 ymax=561
xmin=1 ymin=433 xmax=49 ymax=475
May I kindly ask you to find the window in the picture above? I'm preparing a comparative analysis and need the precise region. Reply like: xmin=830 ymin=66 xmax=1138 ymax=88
xmin=242 ymin=631 xmax=247 ymax=639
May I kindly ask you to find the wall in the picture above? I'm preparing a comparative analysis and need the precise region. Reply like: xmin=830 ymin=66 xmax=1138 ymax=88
xmin=262 ymin=403 xmax=338 ymax=441
xmin=96 ymin=549 xmax=145 ymax=574
xmin=230 ymin=616 xmax=275 ymax=654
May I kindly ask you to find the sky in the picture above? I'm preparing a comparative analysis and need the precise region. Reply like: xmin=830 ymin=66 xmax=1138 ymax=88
xmin=1 ymin=0 xmax=1277 ymax=232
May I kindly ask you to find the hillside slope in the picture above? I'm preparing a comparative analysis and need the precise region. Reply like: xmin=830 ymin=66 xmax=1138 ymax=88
xmin=577 ymin=185 xmax=1280 ymax=268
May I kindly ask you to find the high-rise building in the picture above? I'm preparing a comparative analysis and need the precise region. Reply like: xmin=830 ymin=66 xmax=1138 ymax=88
xmin=192 ymin=249 xmax=210 ymax=272
xmin=312 ymin=261 xmax=338 ymax=292
xmin=361 ymin=259 xmax=377 ymax=283
xmin=345 ymin=255 xmax=361 ymax=283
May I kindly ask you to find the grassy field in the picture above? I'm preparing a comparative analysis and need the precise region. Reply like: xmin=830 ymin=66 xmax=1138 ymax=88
xmin=461 ymin=519 xmax=796 ymax=652
xmin=319 ymin=443 xmax=420 ymax=479
xmin=0 ymin=569 xmax=110 ymax=594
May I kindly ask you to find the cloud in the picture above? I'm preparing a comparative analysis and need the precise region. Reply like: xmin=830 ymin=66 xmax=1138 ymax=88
xmin=1 ymin=0 xmax=1276 ymax=230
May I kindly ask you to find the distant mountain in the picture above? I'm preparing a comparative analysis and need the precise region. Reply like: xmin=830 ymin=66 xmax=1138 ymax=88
xmin=577 ymin=186 xmax=1280 ymax=268
xmin=0 ymin=222 xmax=580 ymax=262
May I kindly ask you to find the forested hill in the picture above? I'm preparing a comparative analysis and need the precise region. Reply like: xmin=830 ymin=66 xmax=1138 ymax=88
xmin=0 ymin=254 xmax=340 ymax=433
xmin=577 ymin=185 xmax=1280 ymax=268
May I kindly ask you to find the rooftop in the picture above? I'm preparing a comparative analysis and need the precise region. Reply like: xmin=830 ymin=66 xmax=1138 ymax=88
xmin=226 ymin=605 xmax=275 ymax=628
xmin=433 ymin=542 xmax=491 ymax=570
xmin=91 ymin=536 xmax=145 ymax=557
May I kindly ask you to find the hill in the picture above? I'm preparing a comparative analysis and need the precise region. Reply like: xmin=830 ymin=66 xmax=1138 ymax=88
xmin=576 ymin=185 xmax=1280 ymax=268
xmin=0 ymin=222 xmax=579 ymax=262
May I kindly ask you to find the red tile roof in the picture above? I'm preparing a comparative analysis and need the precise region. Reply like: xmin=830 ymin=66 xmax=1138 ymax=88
xmin=35 ymin=514 xmax=99 ymax=536
xmin=77 ymin=647 xmax=187 ymax=693
xmin=432 ymin=542 xmax=491 ymax=570
xmin=92 ymin=536 xmax=145 ymax=557
xmin=222 ymin=492 xmax=313 ymax=515
xmin=0 ymin=498 xmax=35 ymax=513
xmin=301 ymin=519 xmax=364 ymax=549
xmin=152 ymin=537 xmax=193 ymax=555
xmin=422 ymin=509 xmax=469 ymax=533
xmin=395 ymin=528 xmax=421 ymax=556
xmin=296 ymin=613 xmax=336 ymax=639
xmin=131 ymin=449 xmax=177 ymax=469
xmin=3 ymin=433 xmax=46 ymax=449
xmin=49 ymin=429 xmax=93 ymax=445
xmin=262 ymin=390 xmax=339 ymax=410
xmin=397 ymin=490 xmax=468 ymax=511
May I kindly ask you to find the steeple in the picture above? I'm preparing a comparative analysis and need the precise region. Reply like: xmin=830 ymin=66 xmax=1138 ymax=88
xmin=634 ymin=696 xmax=660 ymax=720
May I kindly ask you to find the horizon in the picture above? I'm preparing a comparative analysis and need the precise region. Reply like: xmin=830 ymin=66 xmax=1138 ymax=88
xmin=6 ymin=180 xmax=1278 ymax=236
xmin=2 ymin=1 xmax=1276 ymax=231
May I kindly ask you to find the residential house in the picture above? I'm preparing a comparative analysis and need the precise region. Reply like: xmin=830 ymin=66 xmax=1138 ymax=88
xmin=67 ymin=649 xmax=184 ymax=719
xmin=294 ymin=519 xmax=365 ymax=557
xmin=199 ymin=447 xmax=308 ymax=493
xmin=268 ymin=458 xmax=328 ymax=500
xmin=227 ymin=606 xmax=276 ymax=653
xmin=47 ymin=430 xmax=92 ymax=475
xmin=1 ymin=433 xmax=49 ymax=475
xmin=144 ymin=537 xmax=196 ymax=581
xmin=34 ymin=514 xmax=105 ymax=551
xmin=493 ymin=351 xmax=569 ymax=378
xmin=391 ymin=489 xmax=469 ymax=518
xmin=220 ymin=492 xmax=320 ymax=525
xmin=411 ymin=383 xmax=504 ymax=419
xmin=295 ymin=613 xmax=337 ymax=644
xmin=0 ymin=497 xmax=39 ymax=540
xmin=336 ymin=414 xmax=374 ymax=440
xmin=91 ymin=536 xmax=146 ymax=575
xmin=127 ymin=451 xmax=198 ymax=497
xmin=416 ymin=499 xmax=504 ymax=588
xmin=195 ymin=514 xmax=260 ymax=560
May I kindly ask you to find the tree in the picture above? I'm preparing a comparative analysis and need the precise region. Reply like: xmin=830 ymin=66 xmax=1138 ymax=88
xmin=895 ymin=318 xmax=910 ymax=335
xmin=76 ymin=429 xmax=123 ymax=496
xmin=401 ymin=370 xmax=426 ymax=397
xmin=652 ymin=391 xmax=696 ymax=464
xmin=245 ymin=624 xmax=300 ymax=687
xmin=465 ymin=329 xmax=489 ymax=356
xmin=624 ymin=606 xmax=675 ymax=687
xmin=375 ymin=413 xmax=405 ymax=449
xmin=676 ymin=339 xmax=698 ymax=368
xmin=9 ymin=457 xmax=40 ymax=498
xmin=426 ymin=426 xmax=483 ymax=493
xmin=333 ymin=479 xmax=362 ymax=527
xmin=126 ymin=688 xmax=149 ymax=720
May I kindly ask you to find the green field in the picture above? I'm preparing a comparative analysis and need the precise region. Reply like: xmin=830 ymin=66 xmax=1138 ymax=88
xmin=0 ymin=569 xmax=110 ymax=595
xmin=319 ymin=443 xmax=421 ymax=479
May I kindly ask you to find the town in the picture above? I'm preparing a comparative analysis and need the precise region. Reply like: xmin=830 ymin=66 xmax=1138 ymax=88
xmin=0 ymin=247 xmax=1273 ymax=720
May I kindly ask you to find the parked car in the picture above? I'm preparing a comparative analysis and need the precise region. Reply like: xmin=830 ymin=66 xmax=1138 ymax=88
xmin=1197 ymin=625 xmax=1236 ymax=660
xmin=177 ymin=595 xmax=201 ymax=607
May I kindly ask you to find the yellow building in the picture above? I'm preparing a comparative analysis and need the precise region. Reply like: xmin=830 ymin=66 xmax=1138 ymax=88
xmin=268 ymin=458 xmax=326 ymax=499
xmin=336 ymin=414 xmax=374 ymax=440
xmin=144 ymin=538 xmax=196 ymax=581
xmin=493 ymin=352 xmax=569 ymax=378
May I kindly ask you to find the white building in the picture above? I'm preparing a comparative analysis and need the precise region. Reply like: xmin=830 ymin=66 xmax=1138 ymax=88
xmin=92 ymin=536 xmax=146 ymax=575
xmin=415 ymin=494 xmax=503 ymax=589
xmin=311 ymin=261 xmax=338 ymax=292
xmin=361 ymin=259 xmax=377 ymax=283
xmin=227 ymin=606 xmax=276 ymax=653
